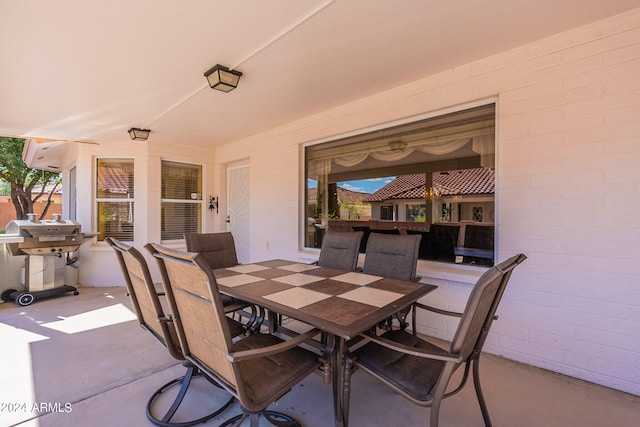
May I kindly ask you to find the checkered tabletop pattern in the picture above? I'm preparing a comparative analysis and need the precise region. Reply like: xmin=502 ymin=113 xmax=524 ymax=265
xmin=214 ymin=259 xmax=434 ymax=339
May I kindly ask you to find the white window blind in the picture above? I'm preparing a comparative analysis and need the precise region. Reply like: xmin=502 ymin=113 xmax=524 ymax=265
xmin=161 ymin=161 xmax=202 ymax=240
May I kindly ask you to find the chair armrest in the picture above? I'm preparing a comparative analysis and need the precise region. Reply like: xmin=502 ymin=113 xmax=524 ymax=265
xmin=359 ymin=330 xmax=462 ymax=363
xmin=150 ymin=282 xmax=166 ymax=296
xmin=415 ymin=302 xmax=462 ymax=318
xmin=223 ymin=301 xmax=252 ymax=313
xmin=414 ymin=302 xmax=498 ymax=321
xmin=157 ymin=314 xmax=172 ymax=324
xmin=228 ymin=328 xmax=322 ymax=362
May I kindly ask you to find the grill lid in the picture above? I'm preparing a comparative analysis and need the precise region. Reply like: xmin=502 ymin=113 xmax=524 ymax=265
xmin=6 ymin=214 xmax=81 ymax=238
xmin=5 ymin=215 xmax=83 ymax=256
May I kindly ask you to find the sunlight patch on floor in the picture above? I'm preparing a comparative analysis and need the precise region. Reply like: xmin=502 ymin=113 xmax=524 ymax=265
xmin=40 ymin=303 xmax=136 ymax=334
xmin=0 ymin=323 xmax=49 ymax=426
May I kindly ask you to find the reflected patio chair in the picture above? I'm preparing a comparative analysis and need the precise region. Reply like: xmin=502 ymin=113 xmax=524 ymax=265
xmin=362 ymin=233 xmax=422 ymax=330
xmin=184 ymin=232 xmax=263 ymax=332
xmin=315 ymin=230 xmax=364 ymax=271
xmin=147 ymin=243 xmax=323 ymax=427
xmin=345 ymin=253 xmax=527 ymax=427
xmin=106 ymin=237 xmax=245 ymax=427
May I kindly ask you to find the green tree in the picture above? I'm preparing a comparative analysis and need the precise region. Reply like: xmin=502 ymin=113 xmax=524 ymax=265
xmin=0 ymin=137 xmax=61 ymax=220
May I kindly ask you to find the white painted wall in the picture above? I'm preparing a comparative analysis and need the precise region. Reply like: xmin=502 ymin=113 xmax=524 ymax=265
xmin=214 ymin=9 xmax=640 ymax=395
xmin=69 ymin=9 xmax=640 ymax=395
xmin=69 ymin=141 xmax=216 ymax=287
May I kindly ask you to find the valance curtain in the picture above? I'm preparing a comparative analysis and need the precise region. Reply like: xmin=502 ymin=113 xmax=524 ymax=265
xmin=308 ymin=135 xmax=494 ymax=180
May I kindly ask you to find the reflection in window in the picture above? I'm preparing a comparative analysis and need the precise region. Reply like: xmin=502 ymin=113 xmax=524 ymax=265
xmin=96 ymin=158 xmax=134 ymax=241
xmin=161 ymin=161 xmax=202 ymax=241
xmin=473 ymin=206 xmax=484 ymax=222
xmin=405 ymin=204 xmax=426 ymax=222
xmin=380 ymin=205 xmax=394 ymax=220
xmin=304 ymin=104 xmax=496 ymax=265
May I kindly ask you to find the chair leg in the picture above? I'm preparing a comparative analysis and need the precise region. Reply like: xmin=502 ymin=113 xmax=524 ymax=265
xmin=146 ymin=362 xmax=234 ymax=427
xmin=219 ymin=409 xmax=301 ymax=427
xmin=472 ymin=357 xmax=492 ymax=427
xmin=249 ymin=306 xmax=266 ymax=333
xmin=429 ymin=362 xmax=456 ymax=427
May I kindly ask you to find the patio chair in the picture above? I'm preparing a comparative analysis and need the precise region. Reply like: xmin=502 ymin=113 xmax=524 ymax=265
xmin=362 ymin=233 xmax=421 ymax=281
xmin=344 ymin=253 xmax=527 ymax=427
xmin=184 ymin=232 xmax=239 ymax=269
xmin=106 ymin=237 xmax=245 ymax=427
xmin=362 ymin=233 xmax=422 ymax=330
xmin=147 ymin=243 xmax=323 ymax=427
xmin=315 ymin=230 xmax=364 ymax=271
xmin=184 ymin=232 xmax=263 ymax=332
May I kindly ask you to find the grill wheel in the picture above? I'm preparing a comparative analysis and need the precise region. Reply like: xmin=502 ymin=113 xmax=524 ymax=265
xmin=16 ymin=292 xmax=36 ymax=306
xmin=1 ymin=289 xmax=16 ymax=302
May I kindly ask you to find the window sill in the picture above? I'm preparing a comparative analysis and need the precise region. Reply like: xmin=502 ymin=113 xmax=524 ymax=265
xmin=298 ymin=248 xmax=485 ymax=286
xmin=417 ymin=260 xmax=485 ymax=286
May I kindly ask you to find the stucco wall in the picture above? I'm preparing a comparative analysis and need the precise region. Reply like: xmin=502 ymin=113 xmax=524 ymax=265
xmin=214 ymin=9 xmax=640 ymax=395
xmin=71 ymin=9 xmax=640 ymax=395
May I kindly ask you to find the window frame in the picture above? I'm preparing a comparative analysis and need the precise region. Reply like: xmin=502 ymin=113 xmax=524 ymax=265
xmin=302 ymin=100 xmax=497 ymax=268
xmin=95 ymin=157 xmax=134 ymax=242
xmin=380 ymin=205 xmax=395 ymax=220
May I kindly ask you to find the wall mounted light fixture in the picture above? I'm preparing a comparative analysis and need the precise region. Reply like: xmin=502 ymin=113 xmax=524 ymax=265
xmin=204 ymin=64 xmax=243 ymax=92
xmin=425 ymin=186 xmax=442 ymax=200
xmin=208 ymin=196 xmax=219 ymax=213
xmin=128 ymin=128 xmax=151 ymax=141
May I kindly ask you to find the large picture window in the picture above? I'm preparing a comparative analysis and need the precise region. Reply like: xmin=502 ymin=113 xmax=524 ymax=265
xmin=96 ymin=158 xmax=134 ymax=241
xmin=305 ymin=104 xmax=496 ymax=266
xmin=161 ymin=160 xmax=202 ymax=241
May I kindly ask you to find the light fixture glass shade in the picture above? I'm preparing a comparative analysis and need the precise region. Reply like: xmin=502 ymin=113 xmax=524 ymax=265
xmin=204 ymin=64 xmax=242 ymax=92
xmin=128 ymin=128 xmax=151 ymax=141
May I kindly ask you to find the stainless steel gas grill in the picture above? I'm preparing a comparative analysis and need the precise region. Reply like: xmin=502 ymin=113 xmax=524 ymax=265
xmin=1 ymin=214 xmax=82 ymax=306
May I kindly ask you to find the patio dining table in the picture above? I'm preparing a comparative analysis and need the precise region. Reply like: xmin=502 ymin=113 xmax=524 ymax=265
xmin=213 ymin=259 xmax=437 ymax=427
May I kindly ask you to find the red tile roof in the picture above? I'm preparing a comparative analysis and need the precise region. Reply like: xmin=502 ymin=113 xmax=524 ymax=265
xmin=365 ymin=168 xmax=494 ymax=202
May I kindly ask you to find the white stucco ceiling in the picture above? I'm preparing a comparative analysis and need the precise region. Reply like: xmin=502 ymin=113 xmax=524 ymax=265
xmin=1 ymin=0 xmax=638 ymax=154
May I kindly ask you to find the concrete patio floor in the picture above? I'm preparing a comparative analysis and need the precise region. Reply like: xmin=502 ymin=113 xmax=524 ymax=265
xmin=1 ymin=286 xmax=639 ymax=427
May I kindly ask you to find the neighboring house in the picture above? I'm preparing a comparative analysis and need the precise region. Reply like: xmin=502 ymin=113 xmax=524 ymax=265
xmin=366 ymin=168 xmax=495 ymax=223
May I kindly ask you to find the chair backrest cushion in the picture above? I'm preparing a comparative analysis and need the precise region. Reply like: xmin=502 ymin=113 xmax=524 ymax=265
xmin=318 ymin=231 xmax=363 ymax=271
xmin=184 ymin=232 xmax=239 ymax=269
xmin=149 ymin=243 xmax=238 ymax=389
xmin=450 ymin=253 xmax=526 ymax=358
xmin=362 ymin=233 xmax=421 ymax=281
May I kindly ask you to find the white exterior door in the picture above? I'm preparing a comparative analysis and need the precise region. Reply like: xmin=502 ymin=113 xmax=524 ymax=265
xmin=226 ymin=162 xmax=250 ymax=263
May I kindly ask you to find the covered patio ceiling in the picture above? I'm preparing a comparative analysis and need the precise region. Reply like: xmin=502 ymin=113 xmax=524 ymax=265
xmin=1 ymin=0 xmax=638 ymax=166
